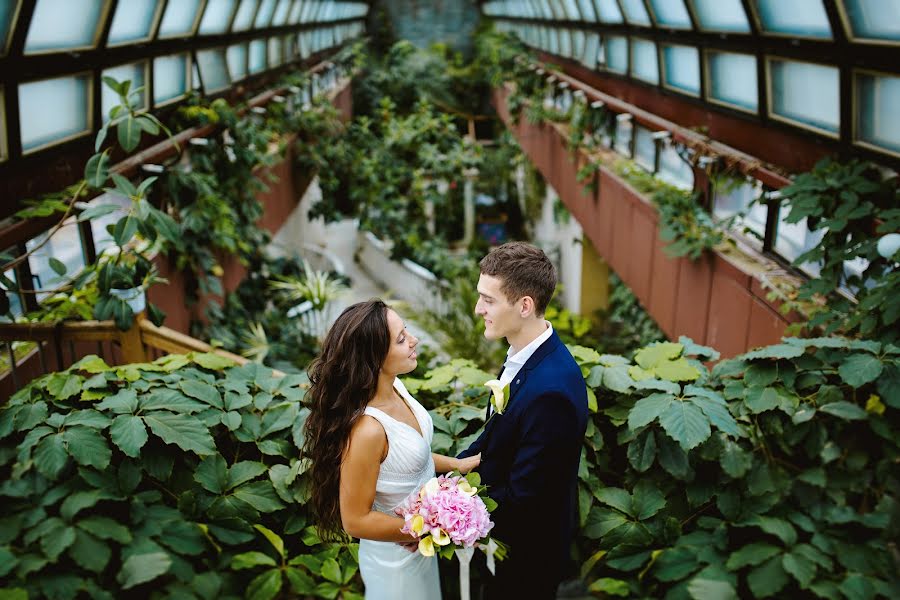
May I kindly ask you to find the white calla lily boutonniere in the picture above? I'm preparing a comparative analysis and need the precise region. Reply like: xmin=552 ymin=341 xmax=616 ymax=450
xmin=484 ymin=379 xmax=511 ymax=415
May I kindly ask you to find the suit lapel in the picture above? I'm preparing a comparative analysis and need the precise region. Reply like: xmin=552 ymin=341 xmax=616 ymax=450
xmin=489 ymin=331 xmax=562 ymax=420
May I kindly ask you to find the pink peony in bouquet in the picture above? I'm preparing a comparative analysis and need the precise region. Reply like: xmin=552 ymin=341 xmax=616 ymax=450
xmin=397 ymin=472 xmax=501 ymax=558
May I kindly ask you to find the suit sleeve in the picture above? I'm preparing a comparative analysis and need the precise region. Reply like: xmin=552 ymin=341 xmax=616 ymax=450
xmin=488 ymin=391 xmax=578 ymax=509
xmin=457 ymin=428 xmax=486 ymax=459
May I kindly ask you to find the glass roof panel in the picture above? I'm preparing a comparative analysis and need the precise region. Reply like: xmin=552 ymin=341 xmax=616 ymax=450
xmin=593 ymin=0 xmax=624 ymax=23
xmin=255 ymin=0 xmax=277 ymax=27
xmin=19 ymin=74 xmax=91 ymax=152
xmin=707 ymin=51 xmax=758 ymax=111
xmin=197 ymin=48 xmax=231 ymax=92
xmin=153 ymin=53 xmax=190 ymax=105
xmin=288 ymin=0 xmax=303 ymax=23
xmin=24 ymin=0 xmax=106 ymax=54
xmin=561 ymin=0 xmax=581 ymax=20
xmin=662 ymin=44 xmax=699 ymax=94
xmin=691 ymin=0 xmax=750 ymax=32
xmin=268 ymin=36 xmax=282 ymax=66
xmin=841 ymin=0 xmax=900 ymax=43
xmin=583 ymin=31 xmax=600 ymax=68
xmin=631 ymin=38 xmax=659 ymax=83
xmin=855 ymin=71 xmax=900 ymax=154
xmin=577 ymin=0 xmax=597 ymax=21
xmin=649 ymin=0 xmax=693 ymax=29
xmin=769 ymin=58 xmax=839 ymax=134
xmin=157 ymin=0 xmax=202 ymax=38
xmin=231 ymin=0 xmax=258 ymax=31
xmin=272 ymin=0 xmax=291 ymax=25
xmin=107 ymin=0 xmax=160 ymax=46
xmin=101 ymin=62 xmax=147 ymax=120
xmin=0 ymin=0 xmax=16 ymax=55
xmin=198 ymin=0 xmax=238 ymax=35
xmin=620 ymin=0 xmax=652 ymax=25
xmin=756 ymin=0 xmax=832 ymax=39
xmin=227 ymin=43 xmax=248 ymax=79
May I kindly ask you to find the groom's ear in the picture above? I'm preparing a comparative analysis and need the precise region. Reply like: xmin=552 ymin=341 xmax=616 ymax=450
xmin=519 ymin=296 xmax=536 ymax=318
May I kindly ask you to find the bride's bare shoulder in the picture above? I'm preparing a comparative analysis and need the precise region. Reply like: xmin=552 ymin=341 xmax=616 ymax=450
xmin=346 ymin=413 xmax=388 ymax=458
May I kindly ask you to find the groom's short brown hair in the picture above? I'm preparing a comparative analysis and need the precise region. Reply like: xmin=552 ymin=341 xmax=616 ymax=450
xmin=480 ymin=242 xmax=557 ymax=315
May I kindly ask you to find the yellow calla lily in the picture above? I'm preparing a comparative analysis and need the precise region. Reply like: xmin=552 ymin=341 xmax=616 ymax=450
xmin=457 ymin=480 xmax=478 ymax=497
xmin=431 ymin=529 xmax=451 ymax=546
xmin=410 ymin=515 xmax=425 ymax=535
xmin=418 ymin=535 xmax=435 ymax=557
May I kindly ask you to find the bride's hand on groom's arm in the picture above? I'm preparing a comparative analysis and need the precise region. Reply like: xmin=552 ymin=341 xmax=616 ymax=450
xmin=432 ymin=452 xmax=481 ymax=474
xmin=456 ymin=453 xmax=481 ymax=474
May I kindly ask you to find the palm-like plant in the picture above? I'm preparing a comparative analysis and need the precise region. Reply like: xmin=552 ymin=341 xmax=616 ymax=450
xmin=269 ymin=260 xmax=347 ymax=311
xmin=240 ymin=321 xmax=270 ymax=363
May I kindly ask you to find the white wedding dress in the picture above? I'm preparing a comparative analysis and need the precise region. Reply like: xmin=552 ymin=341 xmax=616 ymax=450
xmin=357 ymin=378 xmax=441 ymax=599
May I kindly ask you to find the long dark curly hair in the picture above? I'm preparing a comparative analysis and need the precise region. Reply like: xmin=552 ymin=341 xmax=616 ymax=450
xmin=302 ymin=299 xmax=391 ymax=540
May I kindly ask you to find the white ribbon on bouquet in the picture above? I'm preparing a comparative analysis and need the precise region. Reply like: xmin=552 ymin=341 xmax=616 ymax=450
xmin=454 ymin=540 xmax=499 ymax=600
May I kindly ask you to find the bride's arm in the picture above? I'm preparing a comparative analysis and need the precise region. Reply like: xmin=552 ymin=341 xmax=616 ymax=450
xmin=433 ymin=452 xmax=480 ymax=474
xmin=339 ymin=416 xmax=416 ymax=543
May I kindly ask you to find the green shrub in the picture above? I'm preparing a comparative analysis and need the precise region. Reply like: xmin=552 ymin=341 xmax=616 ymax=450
xmin=0 ymin=353 xmax=362 ymax=599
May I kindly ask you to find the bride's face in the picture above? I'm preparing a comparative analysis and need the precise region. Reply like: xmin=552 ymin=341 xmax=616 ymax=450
xmin=380 ymin=309 xmax=419 ymax=377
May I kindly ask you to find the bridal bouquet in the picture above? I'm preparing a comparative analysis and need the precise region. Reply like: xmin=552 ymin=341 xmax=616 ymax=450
xmin=398 ymin=472 xmax=498 ymax=557
xmin=397 ymin=472 xmax=505 ymax=600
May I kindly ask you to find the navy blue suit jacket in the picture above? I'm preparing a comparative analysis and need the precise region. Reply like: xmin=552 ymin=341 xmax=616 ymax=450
xmin=459 ymin=330 xmax=588 ymax=579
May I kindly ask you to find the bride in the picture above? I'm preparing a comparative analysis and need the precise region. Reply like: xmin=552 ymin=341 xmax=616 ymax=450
xmin=303 ymin=299 xmax=481 ymax=599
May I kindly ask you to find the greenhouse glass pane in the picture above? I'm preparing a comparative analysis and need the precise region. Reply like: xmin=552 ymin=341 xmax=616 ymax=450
xmin=548 ymin=28 xmax=559 ymax=54
xmin=770 ymin=59 xmax=839 ymax=133
xmin=708 ymin=51 xmax=758 ymax=110
xmin=26 ymin=216 xmax=85 ymax=297
xmin=19 ymin=75 xmax=91 ymax=152
xmin=841 ymin=0 xmax=900 ymax=42
xmin=713 ymin=179 xmax=766 ymax=238
xmin=691 ymin=0 xmax=750 ymax=32
xmin=24 ymin=0 xmax=104 ymax=53
xmin=662 ymin=44 xmax=699 ymax=94
xmin=193 ymin=62 xmax=202 ymax=91
xmin=606 ymin=36 xmax=628 ymax=72
xmin=756 ymin=0 xmax=831 ymax=38
xmin=594 ymin=0 xmax=624 ymax=23
xmin=572 ymin=29 xmax=586 ymax=59
xmin=560 ymin=29 xmax=572 ymax=57
xmin=153 ymin=54 xmax=189 ymax=104
xmin=272 ymin=0 xmax=291 ymax=25
xmin=856 ymin=72 xmax=900 ymax=154
xmin=620 ymin=0 xmax=651 ymax=25
xmin=562 ymin=0 xmax=581 ymax=20
xmin=288 ymin=0 xmax=303 ymax=23
xmin=227 ymin=43 xmax=248 ymax=79
xmin=198 ymin=0 xmax=237 ymax=35
xmin=299 ymin=0 xmax=313 ymax=23
xmin=631 ymin=38 xmax=659 ymax=84
xmin=775 ymin=213 xmax=825 ymax=275
xmin=268 ymin=37 xmax=282 ymax=66
xmin=255 ymin=0 xmax=277 ymax=27
xmin=157 ymin=0 xmax=202 ymax=37
xmin=583 ymin=32 xmax=601 ymax=68
xmin=1 ymin=0 xmax=16 ymax=55
xmin=578 ymin=0 xmax=597 ymax=21
xmin=1 ymin=270 xmax=23 ymax=318
xmin=197 ymin=49 xmax=230 ymax=92
xmin=614 ymin=119 xmax=633 ymax=156
xmin=249 ymin=38 xmax=267 ymax=72
xmin=658 ymin=144 xmax=694 ymax=189
xmin=634 ymin=126 xmax=656 ymax=170
xmin=101 ymin=62 xmax=147 ymax=121
xmin=231 ymin=0 xmax=258 ymax=31
xmin=648 ymin=0 xmax=692 ymax=28
xmin=107 ymin=0 xmax=159 ymax=45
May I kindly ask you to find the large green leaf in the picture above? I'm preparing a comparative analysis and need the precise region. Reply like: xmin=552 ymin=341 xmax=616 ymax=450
xmin=320 ymin=557 xmax=342 ymax=583
xmin=254 ymin=525 xmax=285 ymax=559
xmin=747 ymin=555 xmax=789 ymax=598
xmin=782 ymin=550 xmax=816 ymax=588
xmin=231 ymin=552 xmax=277 ymax=570
xmin=34 ymin=433 xmax=69 ymax=479
xmin=594 ymin=488 xmax=633 ymax=516
xmin=687 ymin=578 xmax=737 ymax=600
xmin=653 ymin=547 xmax=699 ymax=582
xmin=744 ymin=387 xmax=780 ymax=414
xmin=192 ymin=352 xmax=236 ymax=370
xmin=96 ymin=389 xmax=139 ymax=414
xmin=635 ymin=343 xmax=684 ymax=369
xmin=246 ymin=569 xmax=282 ymax=600
xmin=63 ymin=426 xmax=111 ymax=470
xmin=68 ymin=530 xmax=111 ymax=573
xmin=228 ymin=461 xmax=268 ymax=490
xmin=77 ymin=516 xmax=132 ymax=544
xmin=627 ymin=429 xmax=656 ymax=472
xmin=144 ymin=412 xmax=216 ymax=455
xmin=118 ymin=552 xmax=172 ymax=589
xmin=628 ymin=393 xmax=674 ymax=429
xmin=631 ymin=481 xmax=666 ymax=520
xmin=818 ymin=401 xmax=867 ymax=420
xmin=232 ymin=481 xmax=285 ymax=513
xmin=584 ymin=507 xmax=629 ymax=539
xmin=588 ymin=578 xmax=630 ymax=596
xmin=117 ymin=116 xmax=142 ymax=153
xmin=726 ymin=543 xmax=781 ymax=570
xmin=658 ymin=400 xmax=711 ymax=450
xmin=109 ymin=415 xmax=149 ymax=457
xmin=179 ymin=380 xmax=223 ymax=409
xmin=46 ymin=373 xmax=84 ymax=400
xmin=689 ymin=395 xmax=740 ymax=437
xmin=741 ymin=344 xmax=806 ymax=361
xmin=195 ymin=454 xmax=228 ymax=494
xmin=838 ymin=354 xmax=883 ymax=388
xmin=720 ymin=439 xmax=752 ymax=478
xmin=84 ymin=150 xmax=110 ymax=188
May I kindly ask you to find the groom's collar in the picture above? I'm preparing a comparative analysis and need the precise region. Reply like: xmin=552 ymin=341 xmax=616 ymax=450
xmin=505 ymin=320 xmax=553 ymax=367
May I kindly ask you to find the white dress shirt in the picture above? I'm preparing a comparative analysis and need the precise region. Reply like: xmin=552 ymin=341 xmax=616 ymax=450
xmin=488 ymin=321 xmax=554 ymax=416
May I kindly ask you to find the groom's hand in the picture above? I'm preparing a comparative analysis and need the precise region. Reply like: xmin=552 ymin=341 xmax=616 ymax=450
xmin=457 ymin=453 xmax=481 ymax=474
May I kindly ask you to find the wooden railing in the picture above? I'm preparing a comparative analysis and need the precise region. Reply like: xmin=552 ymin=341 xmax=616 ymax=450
xmin=0 ymin=316 xmax=268 ymax=397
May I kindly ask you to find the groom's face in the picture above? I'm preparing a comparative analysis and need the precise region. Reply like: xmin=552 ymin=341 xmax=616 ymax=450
xmin=475 ymin=273 xmax=520 ymax=341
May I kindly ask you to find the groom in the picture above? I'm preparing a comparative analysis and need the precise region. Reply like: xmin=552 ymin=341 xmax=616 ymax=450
xmin=459 ymin=242 xmax=588 ymax=599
